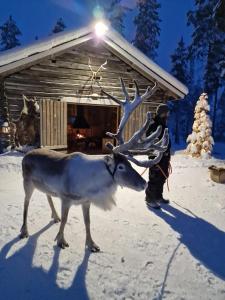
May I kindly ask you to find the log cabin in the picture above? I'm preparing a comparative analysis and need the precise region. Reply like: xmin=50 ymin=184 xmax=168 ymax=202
xmin=0 ymin=22 xmax=188 ymax=153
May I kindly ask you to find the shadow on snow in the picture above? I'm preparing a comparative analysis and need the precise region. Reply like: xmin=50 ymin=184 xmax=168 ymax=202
xmin=152 ymin=204 xmax=225 ymax=281
xmin=0 ymin=222 xmax=91 ymax=300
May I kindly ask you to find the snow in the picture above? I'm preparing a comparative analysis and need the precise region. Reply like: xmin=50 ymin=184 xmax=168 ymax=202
xmin=0 ymin=149 xmax=225 ymax=300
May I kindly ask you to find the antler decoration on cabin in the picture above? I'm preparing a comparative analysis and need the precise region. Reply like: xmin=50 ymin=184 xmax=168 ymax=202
xmin=101 ymin=78 xmax=169 ymax=168
xmin=88 ymin=58 xmax=107 ymax=91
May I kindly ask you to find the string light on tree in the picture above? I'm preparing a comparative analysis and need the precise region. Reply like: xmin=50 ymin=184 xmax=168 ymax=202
xmin=186 ymin=93 xmax=214 ymax=159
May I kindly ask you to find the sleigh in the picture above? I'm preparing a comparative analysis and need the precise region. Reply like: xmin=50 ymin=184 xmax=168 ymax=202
xmin=208 ymin=165 xmax=225 ymax=184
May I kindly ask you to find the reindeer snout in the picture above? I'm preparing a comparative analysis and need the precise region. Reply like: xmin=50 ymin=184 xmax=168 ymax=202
xmin=137 ymin=179 xmax=147 ymax=191
xmin=142 ymin=180 xmax=148 ymax=191
xmin=144 ymin=181 xmax=148 ymax=190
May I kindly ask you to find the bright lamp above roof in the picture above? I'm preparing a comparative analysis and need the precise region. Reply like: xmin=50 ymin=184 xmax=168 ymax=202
xmin=95 ymin=21 xmax=108 ymax=37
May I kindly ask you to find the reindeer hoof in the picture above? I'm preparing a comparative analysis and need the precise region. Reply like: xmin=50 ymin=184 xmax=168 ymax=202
xmin=89 ymin=244 xmax=100 ymax=253
xmin=51 ymin=213 xmax=61 ymax=223
xmin=53 ymin=217 xmax=61 ymax=223
xmin=57 ymin=240 xmax=69 ymax=249
xmin=20 ymin=231 xmax=29 ymax=239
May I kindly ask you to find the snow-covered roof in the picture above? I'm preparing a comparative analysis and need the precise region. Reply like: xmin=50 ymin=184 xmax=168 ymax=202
xmin=0 ymin=23 xmax=188 ymax=98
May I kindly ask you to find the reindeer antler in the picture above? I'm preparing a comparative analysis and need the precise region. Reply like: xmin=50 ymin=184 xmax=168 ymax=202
xmin=102 ymin=78 xmax=158 ymax=145
xmin=101 ymin=78 xmax=169 ymax=168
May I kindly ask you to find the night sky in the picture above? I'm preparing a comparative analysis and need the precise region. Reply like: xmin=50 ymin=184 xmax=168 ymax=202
xmin=0 ymin=0 xmax=194 ymax=71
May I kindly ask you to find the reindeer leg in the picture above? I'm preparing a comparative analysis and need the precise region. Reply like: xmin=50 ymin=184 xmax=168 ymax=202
xmin=20 ymin=180 xmax=34 ymax=238
xmin=82 ymin=203 xmax=100 ymax=252
xmin=47 ymin=195 xmax=61 ymax=223
xmin=55 ymin=201 xmax=70 ymax=249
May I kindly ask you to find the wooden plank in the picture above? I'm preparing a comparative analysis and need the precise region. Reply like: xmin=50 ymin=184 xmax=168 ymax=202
xmin=40 ymin=100 xmax=43 ymax=146
xmin=5 ymin=75 xmax=150 ymax=89
xmin=0 ymin=34 xmax=92 ymax=78
xmin=27 ymin=65 xmax=152 ymax=82
xmin=5 ymin=89 xmax=164 ymax=103
xmin=4 ymin=80 xmax=151 ymax=95
xmin=57 ymin=101 xmax=61 ymax=145
xmin=49 ymin=100 xmax=53 ymax=146
xmin=53 ymin=101 xmax=57 ymax=146
xmin=60 ymin=101 xmax=64 ymax=147
xmin=63 ymin=101 xmax=67 ymax=146
xmin=46 ymin=100 xmax=50 ymax=146
xmin=42 ymin=99 xmax=47 ymax=146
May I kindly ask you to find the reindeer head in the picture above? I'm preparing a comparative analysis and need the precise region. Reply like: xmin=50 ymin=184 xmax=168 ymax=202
xmin=104 ymin=152 xmax=147 ymax=191
xmin=22 ymin=95 xmax=40 ymax=116
xmin=102 ymin=78 xmax=169 ymax=191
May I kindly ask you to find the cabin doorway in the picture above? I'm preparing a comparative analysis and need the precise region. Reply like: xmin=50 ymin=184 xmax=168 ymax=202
xmin=67 ymin=104 xmax=119 ymax=154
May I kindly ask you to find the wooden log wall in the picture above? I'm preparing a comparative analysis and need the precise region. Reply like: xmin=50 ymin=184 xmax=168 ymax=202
xmin=3 ymin=40 xmax=168 ymax=121
xmin=2 ymin=40 xmax=170 ymax=145
xmin=0 ymin=80 xmax=11 ymax=151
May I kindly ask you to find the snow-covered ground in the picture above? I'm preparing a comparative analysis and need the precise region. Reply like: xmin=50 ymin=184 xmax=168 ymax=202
xmin=0 ymin=148 xmax=225 ymax=300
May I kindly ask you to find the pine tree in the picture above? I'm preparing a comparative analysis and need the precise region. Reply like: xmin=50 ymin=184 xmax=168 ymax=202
xmin=105 ymin=0 xmax=131 ymax=36
xmin=186 ymin=93 xmax=214 ymax=159
xmin=214 ymin=0 xmax=225 ymax=32
xmin=215 ymin=88 xmax=225 ymax=141
xmin=52 ymin=18 xmax=66 ymax=34
xmin=0 ymin=16 xmax=21 ymax=51
xmin=170 ymin=37 xmax=190 ymax=144
xmin=203 ymin=39 xmax=224 ymax=136
xmin=171 ymin=37 xmax=189 ymax=85
xmin=187 ymin=0 xmax=224 ymax=137
xmin=187 ymin=1 xmax=216 ymax=59
xmin=133 ymin=0 xmax=161 ymax=60
xmin=214 ymin=0 xmax=225 ymax=84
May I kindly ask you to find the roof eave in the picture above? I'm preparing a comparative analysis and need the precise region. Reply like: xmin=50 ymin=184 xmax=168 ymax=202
xmin=0 ymin=23 xmax=188 ymax=99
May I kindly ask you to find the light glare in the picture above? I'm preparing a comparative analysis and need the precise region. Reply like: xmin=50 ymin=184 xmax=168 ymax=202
xmin=95 ymin=22 xmax=108 ymax=37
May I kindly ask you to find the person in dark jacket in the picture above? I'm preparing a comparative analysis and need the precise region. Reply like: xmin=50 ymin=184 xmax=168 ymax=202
xmin=145 ymin=104 xmax=171 ymax=209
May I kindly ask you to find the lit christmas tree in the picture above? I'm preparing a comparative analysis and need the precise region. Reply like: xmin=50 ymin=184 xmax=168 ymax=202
xmin=186 ymin=93 xmax=214 ymax=159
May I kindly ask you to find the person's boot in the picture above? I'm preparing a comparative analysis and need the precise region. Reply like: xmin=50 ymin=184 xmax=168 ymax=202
xmin=145 ymin=196 xmax=161 ymax=209
xmin=158 ymin=197 xmax=170 ymax=204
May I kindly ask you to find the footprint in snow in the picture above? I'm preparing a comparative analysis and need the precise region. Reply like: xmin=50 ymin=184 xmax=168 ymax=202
xmin=145 ymin=261 xmax=153 ymax=267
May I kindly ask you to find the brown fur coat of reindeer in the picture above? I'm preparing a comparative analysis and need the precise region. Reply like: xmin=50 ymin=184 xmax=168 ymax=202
xmin=11 ymin=95 xmax=40 ymax=148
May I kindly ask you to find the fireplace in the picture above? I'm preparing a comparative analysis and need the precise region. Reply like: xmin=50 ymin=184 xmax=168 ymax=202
xmin=67 ymin=104 xmax=118 ymax=153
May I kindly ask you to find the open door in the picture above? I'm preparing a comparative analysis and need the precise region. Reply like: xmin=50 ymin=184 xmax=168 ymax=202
xmin=40 ymin=99 xmax=67 ymax=149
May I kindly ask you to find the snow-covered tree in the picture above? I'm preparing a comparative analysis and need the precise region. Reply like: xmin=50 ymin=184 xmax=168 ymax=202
xmin=186 ymin=93 xmax=214 ymax=159
xmin=0 ymin=15 xmax=21 ymax=51
xmin=133 ymin=0 xmax=161 ymax=60
xmin=105 ymin=0 xmax=131 ymax=36
xmin=170 ymin=37 xmax=190 ymax=144
xmin=52 ymin=18 xmax=66 ymax=34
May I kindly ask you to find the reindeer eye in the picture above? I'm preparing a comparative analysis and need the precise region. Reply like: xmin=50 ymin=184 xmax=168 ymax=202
xmin=118 ymin=164 xmax=124 ymax=171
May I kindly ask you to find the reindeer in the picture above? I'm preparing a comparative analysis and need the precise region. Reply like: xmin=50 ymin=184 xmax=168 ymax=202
xmin=12 ymin=95 xmax=40 ymax=147
xmin=20 ymin=79 xmax=169 ymax=252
